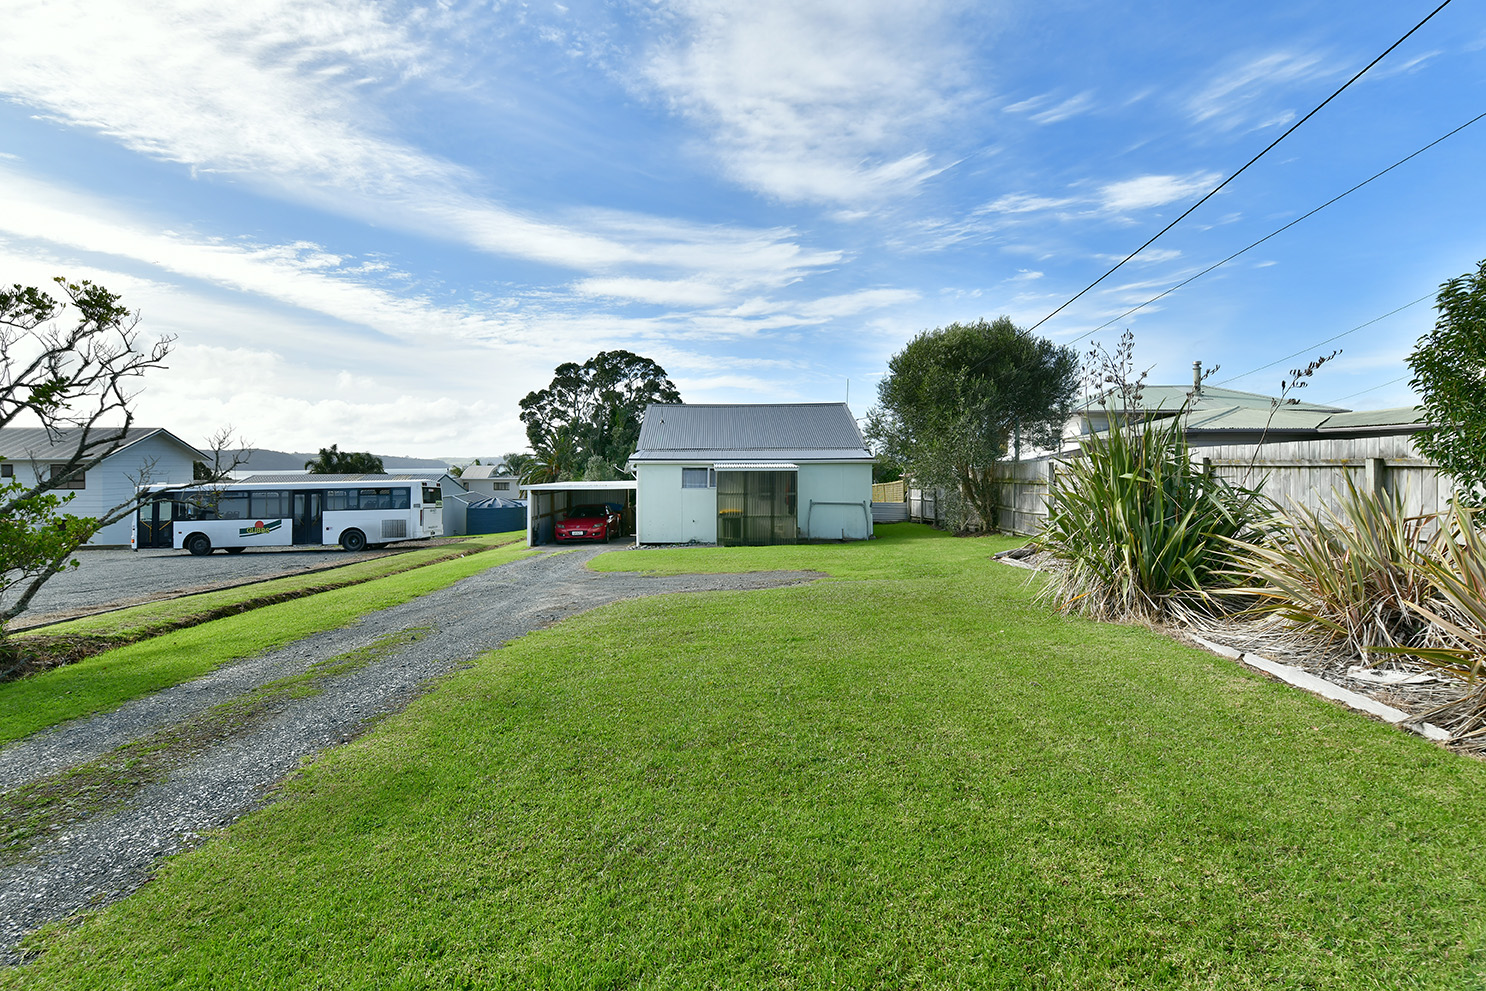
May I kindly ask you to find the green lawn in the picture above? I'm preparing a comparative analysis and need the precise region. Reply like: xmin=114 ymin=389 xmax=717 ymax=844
xmin=7 ymin=525 xmax=1486 ymax=989
xmin=0 ymin=539 xmax=535 ymax=744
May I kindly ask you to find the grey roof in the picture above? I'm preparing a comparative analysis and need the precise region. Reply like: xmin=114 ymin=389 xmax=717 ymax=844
xmin=629 ymin=403 xmax=872 ymax=463
xmin=459 ymin=465 xmax=519 ymax=480
xmin=236 ymin=449 xmax=454 ymax=471
xmin=241 ymin=472 xmax=453 ymax=483
xmin=1083 ymin=384 xmax=1345 ymax=415
xmin=0 ymin=426 xmax=205 ymax=462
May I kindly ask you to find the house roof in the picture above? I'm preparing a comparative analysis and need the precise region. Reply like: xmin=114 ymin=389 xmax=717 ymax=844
xmin=1081 ymin=384 xmax=1345 ymax=416
xmin=629 ymin=403 xmax=872 ymax=463
xmin=241 ymin=472 xmax=455 ymax=484
xmin=459 ymin=464 xmax=518 ymax=481
xmin=0 ymin=425 xmax=207 ymax=462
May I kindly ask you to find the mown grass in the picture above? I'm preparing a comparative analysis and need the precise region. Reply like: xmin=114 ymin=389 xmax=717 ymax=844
xmin=590 ymin=522 xmax=1020 ymax=580
xmin=8 ymin=526 xmax=1486 ymax=988
xmin=0 ymin=542 xmax=535 ymax=746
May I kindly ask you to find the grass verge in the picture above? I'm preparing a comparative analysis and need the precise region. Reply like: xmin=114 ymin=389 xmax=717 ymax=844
xmin=0 ymin=542 xmax=535 ymax=746
xmin=5 ymin=533 xmax=522 ymax=680
xmin=8 ymin=526 xmax=1485 ymax=988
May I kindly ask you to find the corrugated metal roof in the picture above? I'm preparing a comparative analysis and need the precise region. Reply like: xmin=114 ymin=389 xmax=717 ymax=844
xmin=1319 ymin=407 xmax=1427 ymax=430
xmin=0 ymin=426 xmax=204 ymax=461
xmin=1083 ymin=384 xmax=1345 ymax=414
xmin=715 ymin=461 xmax=799 ymax=470
xmin=242 ymin=472 xmax=451 ymax=483
xmin=1182 ymin=405 xmax=1334 ymax=432
xmin=630 ymin=403 xmax=871 ymax=462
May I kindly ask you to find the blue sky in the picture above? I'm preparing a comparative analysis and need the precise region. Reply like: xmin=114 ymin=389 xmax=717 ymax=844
xmin=2 ymin=0 xmax=1484 ymax=458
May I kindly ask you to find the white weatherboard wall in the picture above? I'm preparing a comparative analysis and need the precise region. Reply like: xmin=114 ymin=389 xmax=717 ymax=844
xmin=636 ymin=465 xmax=718 ymax=543
xmin=799 ymin=463 xmax=872 ymax=540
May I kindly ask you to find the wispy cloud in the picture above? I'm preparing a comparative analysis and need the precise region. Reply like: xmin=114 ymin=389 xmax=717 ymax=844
xmin=1187 ymin=51 xmax=1333 ymax=132
xmin=1099 ymin=172 xmax=1222 ymax=213
xmin=636 ymin=0 xmax=974 ymax=203
xmin=0 ymin=0 xmax=839 ymax=288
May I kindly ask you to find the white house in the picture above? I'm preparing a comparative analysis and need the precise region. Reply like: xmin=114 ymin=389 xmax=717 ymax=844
xmin=458 ymin=464 xmax=525 ymax=498
xmin=0 ymin=426 xmax=205 ymax=547
xmin=626 ymin=403 xmax=874 ymax=545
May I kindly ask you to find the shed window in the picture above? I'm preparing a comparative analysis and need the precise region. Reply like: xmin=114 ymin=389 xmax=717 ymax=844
xmin=682 ymin=467 xmax=715 ymax=489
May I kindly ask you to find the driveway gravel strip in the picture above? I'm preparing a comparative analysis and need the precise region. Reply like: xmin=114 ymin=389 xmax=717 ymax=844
xmin=0 ymin=546 xmax=822 ymax=961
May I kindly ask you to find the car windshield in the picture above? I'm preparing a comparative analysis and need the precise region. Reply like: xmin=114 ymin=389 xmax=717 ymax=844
xmin=566 ymin=505 xmax=606 ymax=519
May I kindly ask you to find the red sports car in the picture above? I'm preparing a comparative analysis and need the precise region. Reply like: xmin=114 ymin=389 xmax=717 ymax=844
xmin=555 ymin=503 xmax=623 ymax=542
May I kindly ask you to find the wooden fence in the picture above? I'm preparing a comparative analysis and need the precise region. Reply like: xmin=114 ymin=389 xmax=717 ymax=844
xmin=894 ymin=432 xmax=1452 ymax=536
xmin=981 ymin=432 xmax=1453 ymax=536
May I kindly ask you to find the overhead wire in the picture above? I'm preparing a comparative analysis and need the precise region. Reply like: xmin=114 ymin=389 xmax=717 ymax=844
xmin=1323 ymin=374 xmax=1410 ymax=406
xmin=1025 ymin=0 xmax=1457 ymax=335
xmin=1063 ymin=111 xmax=1485 ymax=350
xmin=1213 ymin=293 xmax=1434 ymax=387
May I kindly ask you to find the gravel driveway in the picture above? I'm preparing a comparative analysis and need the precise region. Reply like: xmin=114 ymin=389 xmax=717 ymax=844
xmin=0 ymin=546 xmax=822 ymax=961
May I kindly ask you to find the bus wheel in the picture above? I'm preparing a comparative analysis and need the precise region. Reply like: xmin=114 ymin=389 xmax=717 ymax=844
xmin=340 ymin=529 xmax=367 ymax=552
xmin=225 ymin=547 xmax=246 ymax=554
xmin=186 ymin=534 xmax=212 ymax=556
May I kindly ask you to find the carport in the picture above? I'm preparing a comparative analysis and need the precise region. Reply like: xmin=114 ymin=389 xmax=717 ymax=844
xmin=523 ymin=481 xmax=638 ymax=547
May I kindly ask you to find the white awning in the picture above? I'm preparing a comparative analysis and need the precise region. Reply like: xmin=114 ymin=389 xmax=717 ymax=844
xmin=713 ymin=462 xmax=799 ymax=471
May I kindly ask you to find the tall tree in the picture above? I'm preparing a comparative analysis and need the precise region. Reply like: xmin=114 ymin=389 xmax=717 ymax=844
xmin=304 ymin=444 xmax=383 ymax=474
xmin=518 ymin=350 xmax=680 ymax=478
xmin=1410 ymin=259 xmax=1486 ymax=499
xmin=1 ymin=277 xmax=237 ymax=651
xmin=866 ymin=317 xmax=1078 ymax=530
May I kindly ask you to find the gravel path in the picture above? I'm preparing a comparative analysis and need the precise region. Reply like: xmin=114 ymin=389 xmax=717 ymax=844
xmin=0 ymin=547 xmax=823 ymax=961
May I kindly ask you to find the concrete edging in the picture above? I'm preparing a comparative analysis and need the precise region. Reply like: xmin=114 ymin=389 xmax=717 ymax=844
xmin=1185 ymin=633 xmax=1452 ymax=743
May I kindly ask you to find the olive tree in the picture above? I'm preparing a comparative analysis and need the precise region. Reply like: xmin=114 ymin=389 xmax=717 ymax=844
xmin=866 ymin=317 xmax=1078 ymax=530
xmin=1409 ymin=259 xmax=1486 ymax=499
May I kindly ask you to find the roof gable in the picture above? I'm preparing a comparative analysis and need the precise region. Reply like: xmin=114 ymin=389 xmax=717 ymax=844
xmin=630 ymin=403 xmax=872 ymax=462
xmin=0 ymin=426 xmax=206 ymax=463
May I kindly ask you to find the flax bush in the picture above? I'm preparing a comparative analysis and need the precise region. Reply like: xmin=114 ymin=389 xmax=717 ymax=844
xmin=1219 ymin=477 xmax=1437 ymax=661
xmin=1039 ymin=411 xmax=1268 ymax=621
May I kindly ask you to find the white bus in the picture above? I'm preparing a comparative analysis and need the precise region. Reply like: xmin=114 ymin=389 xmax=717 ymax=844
xmin=132 ymin=478 xmax=443 ymax=555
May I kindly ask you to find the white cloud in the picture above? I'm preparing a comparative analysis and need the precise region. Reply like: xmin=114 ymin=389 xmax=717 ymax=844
xmin=637 ymin=0 xmax=974 ymax=203
xmin=1099 ymin=172 xmax=1222 ymax=213
xmin=979 ymin=192 xmax=1076 ymax=215
xmin=1028 ymin=91 xmax=1094 ymax=125
xmin=1187 ymin=51 xmax=1331 ymax=132
xmin=0 ymin=0 xmax=838 ymax=286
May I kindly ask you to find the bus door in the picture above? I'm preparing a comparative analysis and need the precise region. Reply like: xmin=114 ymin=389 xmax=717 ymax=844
xmin=293 ymin=491 xmax=324 ymax=545
xmin=137 ymin=498 xmax=174 ymax=549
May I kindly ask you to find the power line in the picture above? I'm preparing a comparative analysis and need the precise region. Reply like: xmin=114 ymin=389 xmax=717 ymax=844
xmin=1026 ymin=0 xmax=1457 ymax=335
xmin=1323 ymin=374 xmax=1410 ymax=406
xmin=1065 ymin=111 xmax=1484 ymax=349
xmin=1214 ymin=293 xmax=1433 ymax=387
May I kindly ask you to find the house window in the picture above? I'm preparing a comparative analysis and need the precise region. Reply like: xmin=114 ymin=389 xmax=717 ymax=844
xmin=682 ymin=467 xmax=715 ymax=489
xmin=48 ymin=464 xmax=85 ymax=489
xmin=0 ymin=463 xmax=11 ymax=478
xmin=494 ymin=481 xmax=510 ymax=491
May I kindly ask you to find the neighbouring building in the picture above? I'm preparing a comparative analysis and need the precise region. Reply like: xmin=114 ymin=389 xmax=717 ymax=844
xmin=0 ymin=425 xmax=205 ymax=547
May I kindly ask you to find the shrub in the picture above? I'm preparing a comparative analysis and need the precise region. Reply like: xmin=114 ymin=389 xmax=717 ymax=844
xmin=1219 ymin=477 xmax=1437 ymax=661
xmin=1039 ymin=410 xmax=1267 ymax=621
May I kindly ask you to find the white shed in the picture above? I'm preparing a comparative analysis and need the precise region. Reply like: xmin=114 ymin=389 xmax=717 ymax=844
xmin=626 ymin=403 xmax=874 ymax=545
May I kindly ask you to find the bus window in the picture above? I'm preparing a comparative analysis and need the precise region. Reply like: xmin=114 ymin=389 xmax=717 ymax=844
xmin=422 ymin=484 xmax=442 ymax=507
xmin=216 ymin=493 xmax=250 ymax=520
xmin=325 ymin=489 xmax=354 ymax=511
xmin=251 ymin=490 xmax=291 ymax=518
